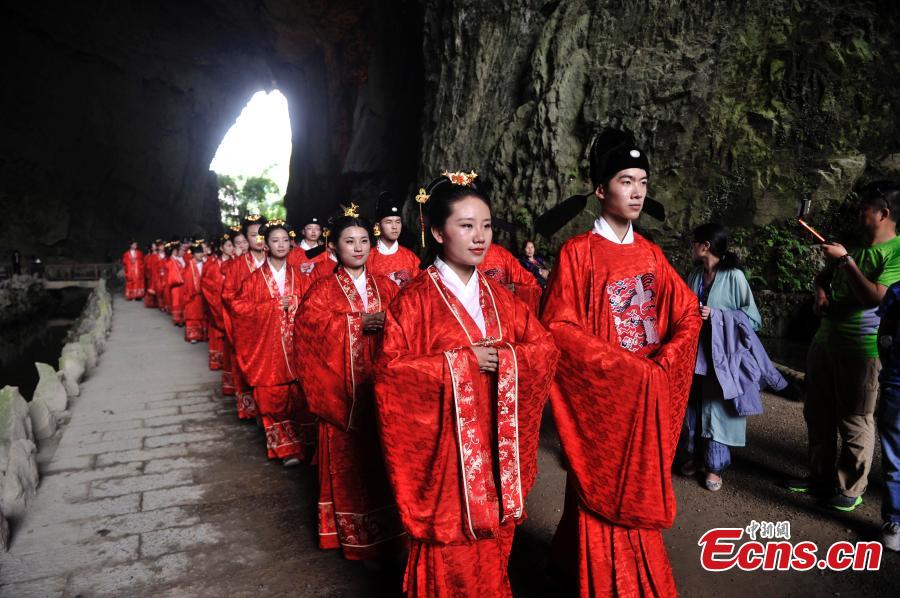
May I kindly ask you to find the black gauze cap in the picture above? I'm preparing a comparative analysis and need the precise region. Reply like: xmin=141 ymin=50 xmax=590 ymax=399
xmin=589 ymin=128 xmax=650 ymax=189
xmin=375 ymin=192 xmax=404 ymax=221
xmin=302 ymin=216 xmax=322 ymax=228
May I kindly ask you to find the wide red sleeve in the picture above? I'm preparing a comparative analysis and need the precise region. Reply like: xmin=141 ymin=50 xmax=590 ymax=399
xmin=295 ymin=279 xmax=362 ymax=430
xmin=541 ymin=239 xmax=700 ymax=530
xmin=374 ymin=290 xmax=472 ymax=542
xmin=502 ymin=247 xmax=542 ymax=312
xmin=230 ymin=272 xmax=288 ymax=386
xmin=167 ymin=260 xmax=184 ymax=287
xmin=200 ymin=260 xmax=225 ymax=329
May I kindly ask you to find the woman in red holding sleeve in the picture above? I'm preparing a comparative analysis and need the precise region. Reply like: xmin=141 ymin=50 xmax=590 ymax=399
xmin=296 ymin=205 xmax=406 ymax=561
xmin=374 ymin=172 xmax=558 ymax=597
xmin=231 ymin=220 xmax=312 ymax=467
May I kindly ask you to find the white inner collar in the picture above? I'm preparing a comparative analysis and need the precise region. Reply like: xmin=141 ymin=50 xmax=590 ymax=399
xmin=592 ymin=216 xmax=634 ymax=244
xmin=377 ymin=238 xmax=399 ymax=255
xmin=434 ymin=257 xmax=485 ymax=336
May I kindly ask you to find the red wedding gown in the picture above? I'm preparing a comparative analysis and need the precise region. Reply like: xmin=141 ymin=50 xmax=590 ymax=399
xmin=122 ymin=250 xmax=145 ymax=300
xmin=478 ymin=244 xmax=542 ymax=313
xmin=540 ymin=231 xmax=701 ymax=597
xmin=287 ymin=245 xmax=331 ymax=276
xmin=297 ymin=267 xmax=407 ymax=560
xmin=375 ymin=266 xmax=559 ymax=597
xmin=232 ymin=262 xmax=314 ymax=461
xmin=366 ymin=242 xmax=420 ymax=288
xmin=182 ymin=258 xmax=208 ymax=342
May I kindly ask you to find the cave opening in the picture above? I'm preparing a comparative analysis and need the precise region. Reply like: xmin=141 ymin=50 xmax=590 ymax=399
xmin=209 ymin=89 xmax=292 ymax=227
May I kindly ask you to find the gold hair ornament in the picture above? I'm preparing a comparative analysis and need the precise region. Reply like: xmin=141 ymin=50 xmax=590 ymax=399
xmin=373 ymin=223 xmax=381 ymax=237
xmin=442 ymin=170 xmax=478 ymax=187
xmin=340 ymin=203 xmax=360 ymax=218
xmin=415 ymin=188 xmax=429 ymax=249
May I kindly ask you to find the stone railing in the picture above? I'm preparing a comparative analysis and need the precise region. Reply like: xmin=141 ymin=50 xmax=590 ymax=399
xmin=0 ymin=279 xmax=112 ymax=550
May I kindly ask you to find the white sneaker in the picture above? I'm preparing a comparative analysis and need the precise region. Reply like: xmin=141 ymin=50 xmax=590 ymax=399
xmin=882 ymin=522 xmax=900 ymax=552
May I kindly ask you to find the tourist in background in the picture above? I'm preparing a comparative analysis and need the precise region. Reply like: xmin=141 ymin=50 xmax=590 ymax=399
xmin=790 ymin=181 xmax=900 ymax=512
xmin=680 ymin=223 xmax=785 ymax=492
xmin=519 ymin=239 xmax=550 ymax=288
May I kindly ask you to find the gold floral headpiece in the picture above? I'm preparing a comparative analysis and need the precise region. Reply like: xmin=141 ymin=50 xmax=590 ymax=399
xmin=267 ymin=219 xmax=287 ymax=228
xmin=229 ymin=226 xmax=240 ymax=233
xmin=442 ymin=170 xmax=479 ymax=187
xmin=415 ymin=188 xmax=430 ymax=204
xmin=340 ymin=202 xmax=360 ymax=218
xmin=288 ymin=230 xmax=296 ymax=238
xmin=245 ymin=213 xmax=262 ymax=222
xmin=222 ymin=233 xmax=231 ymax=240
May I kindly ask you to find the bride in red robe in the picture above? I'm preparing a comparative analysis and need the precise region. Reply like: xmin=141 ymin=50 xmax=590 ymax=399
xmin=541 ymin=135 xmax=701 ymax=597
xmin=167 ymin=243 xmax=187 ymax=326
xmin=156 ymin=243 xmax=171 ymax=313
xmin=143 ymin=241 xmax=159 ymax=308
xmin=122 ymin=241 xmax=145 ymax=300
xmin=232 ymin=220 xmax=312 ymax=466
xmin=374 ymin=173 xmax=559 ymax=597
xmin=222 ymin=216 xmax=268 ymax=420
xmin=202 ymin=233 xmax=238 ymax=378
xmin=182 ymin=243 xmax=209 ymax=343
xmin=296 ymin=209 xmax=407 ymax=560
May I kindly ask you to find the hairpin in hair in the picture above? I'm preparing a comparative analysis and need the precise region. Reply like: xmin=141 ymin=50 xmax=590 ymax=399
xmin=441 ymin=170 xmax=478 ymax=187
xmin=340 ymin=203 xmax=360 ymax=218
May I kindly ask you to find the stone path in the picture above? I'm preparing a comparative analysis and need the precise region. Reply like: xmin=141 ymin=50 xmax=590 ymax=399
xmin=0 ymin=298 xmax=387 ymax=597
xmin=2 ymin=297 xmax=898 ymax=596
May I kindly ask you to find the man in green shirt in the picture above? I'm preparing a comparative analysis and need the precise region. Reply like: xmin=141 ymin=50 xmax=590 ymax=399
xmin=791 ymin=182 xmax=900 ymax=511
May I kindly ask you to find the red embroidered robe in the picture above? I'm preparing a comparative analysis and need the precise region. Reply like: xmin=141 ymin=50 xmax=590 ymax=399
xmin=478 ymin=244 xmax=542 ymax=313
xmin=287 ymin=245 xmax=330 ymax=276
xmin=374 ymin=267 xmax=559 ymax=597
xmin=143 ymin=253 xmax=158 ymax=308
xmin=296 ymin=267 xmax=406 ymax=560
xmin=367 ymin=242 xmax=420 ymax=288
xmin=540 ymin=231 xmax=701 ymax=598
xmin=155 ymin=253 xmax=170 ymax=311
xmin=167 ymin=257 xmax=186 ymax=324
xmin=222 ymin=253 xmax=264 ymax=418
xmin=201 ymin=257 xmax=228 ymax=376
xmin=182 ymin=258 xmax=208 ymax=342
xmin=122 ymin=250 xmax=145 ymax=299
xmin=232 ymin=262 xmax=312 ymax=460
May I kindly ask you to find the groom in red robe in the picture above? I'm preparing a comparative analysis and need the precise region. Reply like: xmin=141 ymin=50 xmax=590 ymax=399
xmin=541 ymin=131 xmax=701 ymax=597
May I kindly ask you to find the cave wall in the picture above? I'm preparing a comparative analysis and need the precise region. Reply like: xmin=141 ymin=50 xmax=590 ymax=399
xmin=2 ymin=0 xmax=899 ymax=265
xmin=0 ymin=0 xmax=422 ymax=261
xmin=417 ymin=0 xmax=900 ymax=253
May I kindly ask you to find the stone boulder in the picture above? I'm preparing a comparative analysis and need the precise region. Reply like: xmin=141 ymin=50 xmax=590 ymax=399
xmin=0 ymin=438 xmax=39 ymax=518
xmin=59 ymin=345 xmax=87 ymax=397
xmin=0 ymin=386 xmax=33 ymax=449
xmin=0 ymin=386 xmax=38 ymax=518
xmin=33 ymin=362 xmax=68 ymax=412
xmin=28 ymin=398 xmax=58 ymax=441
xmin=79 ymin=334 xmax=98 ymax=369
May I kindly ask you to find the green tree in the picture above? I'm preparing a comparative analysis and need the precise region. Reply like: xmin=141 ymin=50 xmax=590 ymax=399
xmin=217 ymin=169 xmax=286 ymax=227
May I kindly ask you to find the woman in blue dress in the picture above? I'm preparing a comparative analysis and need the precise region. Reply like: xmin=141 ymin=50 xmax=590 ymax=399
xmin=681 ymin=223 xmax=762 ymax=491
